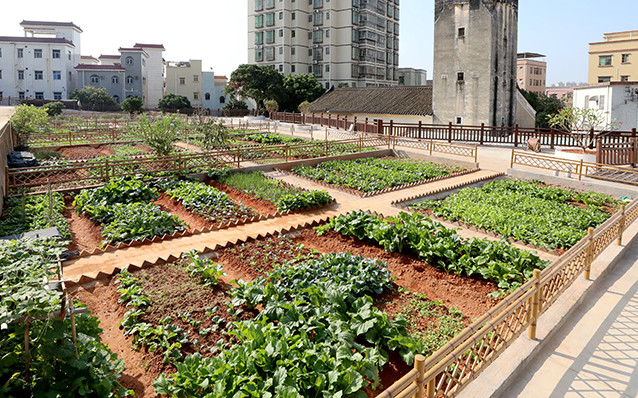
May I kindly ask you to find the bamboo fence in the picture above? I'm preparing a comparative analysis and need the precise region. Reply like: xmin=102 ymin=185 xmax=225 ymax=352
xmin=376 ymin=198 xmax=636 ymax=398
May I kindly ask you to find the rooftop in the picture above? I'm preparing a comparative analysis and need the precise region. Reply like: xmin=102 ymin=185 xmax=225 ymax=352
xmin=20 ymin=20 xmax=83 ymax=32
xmin=0 ymin=36 xmax=75 ymax=46
xmin=134 ymin=43 xmax=166 ymax=50
xmin=99 ymin=54 xmax=120 ymax=59
xmin=311 ymin=86 xmax=433 ymax=116
xmin=75 ymin=63 xmax=126 ymax=71
xmin=517 ymin=52 xmax=546 ymax=59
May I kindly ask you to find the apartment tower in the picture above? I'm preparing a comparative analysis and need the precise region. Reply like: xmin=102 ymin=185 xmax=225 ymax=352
xmin=247 ymin=0 xmax=400 ymax=88
xmin=432 ymin=0 xmax=518 ymax=127
xmin=588 ymin=30 xmax=638 ymax=84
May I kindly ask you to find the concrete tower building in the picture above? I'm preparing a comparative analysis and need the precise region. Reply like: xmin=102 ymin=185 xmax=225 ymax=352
xmin=432 ymin=0 xmax=518 ymax=127
xmin=247 ymin=0 xmax=400 ymax=88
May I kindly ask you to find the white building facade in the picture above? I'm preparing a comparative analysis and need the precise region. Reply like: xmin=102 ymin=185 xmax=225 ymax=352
xmin=0 ymin=20 xmax=82 ymax=102
xmin=247 ymin=0 xmax=400 ymax=88
xmin=573 ymin=82 xmax=638 ymax=130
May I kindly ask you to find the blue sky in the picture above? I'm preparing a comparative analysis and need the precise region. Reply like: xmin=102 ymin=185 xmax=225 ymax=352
xmin=2 ymin=0 xmax=638 ymax=85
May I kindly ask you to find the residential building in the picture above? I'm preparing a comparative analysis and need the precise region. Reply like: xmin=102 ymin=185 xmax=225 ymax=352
xmin=397 ymin=67 xmax=427 ymax=86
xmin=118 ymin=47 xmax=147 ymax=102
xmin=517 ymin=52 xmax=546 ymax=96
xmin=311 ymin=86 xmax=433 ymax=124
xmin=75 ymin=63 xmax=126 ymax=103
xmin=134 ymin=43 xmax=165 ymax=107
xmin=247 ymin=0 xmax=400 ymax=88
xmin=433 ymin=0 xmax=520 ymax=127
xmin=545 ymin=86 xmax=573 ymax=104
xmin=0 ymin=20 xmax=82 ymax=101
xmin=588 ymin=30 xmax=638 ymax=84
xmin=202 ymin=74 xmax=229 ymax=111
xmin=573 ymin=82 xmax=638 ymax=130
xmin=165 ymin=60 xmax=203 ymax=107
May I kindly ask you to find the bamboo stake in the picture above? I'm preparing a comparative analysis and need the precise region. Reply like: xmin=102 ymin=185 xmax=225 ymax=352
xmin=618 ymin=204 xmax=626 ymax=245
xmin=584 ymin=227 xmax=595 ymax=280
xmin=528 ymin=269 xmax=542 ymax=339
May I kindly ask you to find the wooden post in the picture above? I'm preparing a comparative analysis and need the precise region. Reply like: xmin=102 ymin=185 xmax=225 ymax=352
xmin=415 ymin=354 xmax=426 ymax=398
xmin=448 ymin=122 xmax=453 ymax=143
xmin=418 ymin=120 xmax=423 ymax=140
xmin=285 ymin=144 xmax=289 ymax=162
xmin=514 ymin=124 xmax=519 ymax=147
xmin=584 ymin=227 xmax=595 ymax=280
xmin=510 ymin=149 xmax=515 ymax=168
xmin=237 ymin=148 xmax=241 ymax=168
xmin=430 ymin=139 xmax=433 ymax=156
xmin=618 ymin=204 xmax=626 ymax=246
xmin=104 ymin=159 xmax=110 ymax=183
xmin=550 ymin=127 xmax=555 ymax=149
xmin=589 ymin=128 xmax=595 ymax=149
xmin=633 ymin=128 xmax=637 ymax=167
xmin=377 ymin=119 xmax=384 ymax=135
xmin=528 ymin=269 xmax=542 ymax=339
xmin=178 ymin=152 xmax=183 ymax=176
xmin=578 ymin=159 xmax=584 ymax=180
xmin=364 ymin=117 xmax=368 ymax=134
xmin=389 ymin=120 xmax=394 ymax=137
xmin=324 ymin=127 xmax=328 ymax=156
xmin=480 ymin=123 xmax=485 ymax=145
xmin=427 ymin=378 xmax=435 ymax=398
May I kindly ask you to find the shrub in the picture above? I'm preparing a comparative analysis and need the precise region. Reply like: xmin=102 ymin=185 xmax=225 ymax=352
xmin=130 ymin=114 xmax=184 ymax=156
xmin=121 ymin=97 xmax=144 ymax=114
xmin=158 ymin=94 xmax=191 ymax=110
xmin=9 ymin=104 xmax=49 ymax=146
xmin=44 ymin=101 xmax=64 ymax=116
xmin=69 ymin=86 xmax=117 ymax=109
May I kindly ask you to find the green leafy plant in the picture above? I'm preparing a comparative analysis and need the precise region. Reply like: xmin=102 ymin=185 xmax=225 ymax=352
xmin=0 ymin=193 xmax=71 ymax=239
xmin=44 ymin=101 xmax=65 ymax=117
xmin=121 ymin=97 xmax=144 ymax=114
xmin=275 ymin=190 xmax=332 ymax=212
xmin=181 ymin=250 xmax=226 ymax=288
xmin=9 ymin=104 xmax=50 ymax=146
xmin=101 ymin=202 xmax=187 ymax=245
xmin=130 ymin=114 xmax=184 ymax=156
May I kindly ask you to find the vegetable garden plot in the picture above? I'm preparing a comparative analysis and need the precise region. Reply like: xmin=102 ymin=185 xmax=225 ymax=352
xmin=0 ymin=192 xmax=71 ymax=240
xmin=408 ymin=179 xmax=623 ymax=250
xmin=290 ymin=157 xmax=467 ymax=194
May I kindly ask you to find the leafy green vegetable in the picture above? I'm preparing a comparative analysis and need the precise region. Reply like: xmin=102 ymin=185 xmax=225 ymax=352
xmin=101 ymin=202 xmax=187 ymax=245
xmin=292 ymin=157 xmax=463 ymax=192
xmin=0 ymin=193 xmax=71 ymax=239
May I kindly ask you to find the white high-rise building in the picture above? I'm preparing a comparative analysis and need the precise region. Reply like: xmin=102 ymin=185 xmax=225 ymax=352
xmin=247 ymin=0 xmax=400 ymax=89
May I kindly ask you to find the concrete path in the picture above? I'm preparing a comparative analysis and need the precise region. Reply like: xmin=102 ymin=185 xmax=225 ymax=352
xmin=502 ymin=239 xmax=638 ymax=398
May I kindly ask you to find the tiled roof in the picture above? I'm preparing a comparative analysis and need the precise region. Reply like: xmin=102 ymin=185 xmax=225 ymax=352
xmin=311 ymin=86 xmax=433 ymax=116
xmin=0 ymin=36 xmax=75 ymax=46
xmin=99 ymin=54 xmax=120 ymax=59
xmin=215 ymin=75 xmax=228 ymax=80
xmin=20 ymin=20 xmax=83 ymax=32
xmin=75 ymin=63 xmax=126 ymax=71
xmin=81 ymin=55 xmax=98 ymax=60
xmin=134 ymin=43 xmax=165 ymax=50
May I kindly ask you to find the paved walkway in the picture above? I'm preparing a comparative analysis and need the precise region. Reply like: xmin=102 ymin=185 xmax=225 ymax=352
xmin=503 ymin=239 xmax=638 ymax=398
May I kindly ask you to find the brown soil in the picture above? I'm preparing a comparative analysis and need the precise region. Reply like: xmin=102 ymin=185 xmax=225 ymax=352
xmin=153 ymin=192 xmax=212 ymax=232
xmin=298 ymin=229 xmax=499 ymax=319
xmin=64 ymin=195 xmax=103 ymax=253
xmin=208 ymin=180 xmax=279 ymax=215
xmin=58 ymin=145 xmax=114 ymax=159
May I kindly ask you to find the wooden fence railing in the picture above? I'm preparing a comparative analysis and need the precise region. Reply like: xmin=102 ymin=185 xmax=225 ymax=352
xmin=597 ymin=138 xmax=638 ymax=166
xmin=5 ymin=137 xmax=391 ymax=195
xmin=378 ymin=197 xmax=636 ymax=398
xmin=271 ymin=112 xmax=638 ymax=150
xmin=511 ymin=150 xmax=638 ymax=185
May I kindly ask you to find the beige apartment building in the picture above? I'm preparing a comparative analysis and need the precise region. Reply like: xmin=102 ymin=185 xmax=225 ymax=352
xmin=397 ymin=67 xmax=427 ymax=86
xmin=516 ymin=53 xmax=546 ymax=95
xmin=165 ymin=60 xmax=203 ymax=107
xmin=589 ymin=30 xmax=638 ymax=84
xmin=247 ymin=0 xmax=400 ymax=88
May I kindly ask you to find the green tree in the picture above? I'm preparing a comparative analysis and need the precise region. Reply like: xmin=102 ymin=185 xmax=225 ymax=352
xmin=9 ymin=104 xmax=50 ymax=146
xmin=69 ymin=86 xmax=117 ymax=110
xmin=222 ymin=96 xmax=248 ymax=111
xmin=280 ymin=74 xmax=325 ymax=112
xmin=520 ymin=89 xmax=564 ymax=128
xmin=43 ymin=101 xmax=64 ymax=117
xmin=158 ymin=93 xmax=192 ymax=110
xmin=121 ymin=97 xmax=144 ymax=114
xmin=130 ymin=114 xmax=184 ymax=156
xmin=547 ymin=106 xmax=621 ymax=152
xmin=226 ymin=64 xmax=284 ymax=114
xmin=264 ymin=99 xmax=279 ymax=118
xmin=298 ymin=100 xmax=313 ymax=114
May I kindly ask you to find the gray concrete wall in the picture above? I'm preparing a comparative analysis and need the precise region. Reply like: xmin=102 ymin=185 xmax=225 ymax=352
xmin=433 ymin=0 xmax=518 ymax=127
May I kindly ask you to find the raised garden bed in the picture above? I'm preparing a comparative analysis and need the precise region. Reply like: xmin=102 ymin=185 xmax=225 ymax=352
xmin=407 ymin=179 xmax=622 ymax=251
xmin=287 ymin=157 xmax=474 ymax=196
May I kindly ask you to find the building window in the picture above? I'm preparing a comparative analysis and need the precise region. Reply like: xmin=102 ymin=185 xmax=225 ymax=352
xmin=598 ymin=76 xmax=611 ymax=83
xmin=456 ymin=117 xmax=463 ymax=124
xmin=205 ymin=93 xmax=210 ymax=100
xmin=112 ymin=76 xmax=119 ymax=84
xmin=17 ymin=49 xmax=23 ymax=58
xmin=256 ymin=15 xmax=264 ymax=28
xmin=314 ymin=0 xmax=323 ymax=8
xmin=265 ymin=47 xmax=275 ymax=61
xmin=255 ymin=49 xmax=263 ymax=61
xmin=279 ymin=29 xmax=283 ymax=37
xmin=126 ymin=76 xmax=134 ymax=84
xmin=266 ymin=13 xmax=275 ymax=26
xmin=292 ymin=12 xmax=296 ymax=20
xmin=266 ymin=30 xmax=275 ymax=43
xmin=291 ymin=65 xmax=296 ymax=72
xmin=279 ymin=11 xmax=283 ymax=20
xmin=279 ymin=65 xmax=283 ymax=72
xmin=0 ymin=48 xmax=2 ymax=57
xmin=0 ymin=70 xmax=2 ymax=79
xmin=621 ymin=75 xmax=630 ymax=82
xmin=255 ymin=0 xmax=263 ymax=10
xmin=126 ymin=56 xmax=134 ymax=65
xmin=622 ymin=54 xmax=631 ymax=63
xmin=314 ymin=12 xmax=323 ymax=25
xmin=220 ymin=96 xmax=226 ymax=104
xmin=457 ymin=72 xmax=464 ymax=82
xmin=179 ymin=77 xmax=185 ymax=85
xmin=458 ymin=27 xmax=465 ymax=38
xmin=265 ymin=0 xmax=274 ymax=8
xmin=599 ymin=55 xmax=612 ymax=66
xmin=279 ymin=47 xmax=283 ymax=54
xmin=313 ymin=30 xmax=323 ymax=43
xmin=291 ymin=30 xmax=296 ymax=38
xmin=90 ymin=74 xmax=100 ymax=84
xmin=53 ymin=92 xmax=62 ymax=100
xmin=35 ymin=92 xmax=44 ymax=100
xmin=313 ymin=64 xmax=322 ymax=78
xmin=193 ymin=75 xmax=199 ymax=82
xmin=113 ymin=95 xmax=120 ymax=103
xmin=255 ymin=32 xmax=264 ymax=44
xmin=19 ymin=92 xmax=25 ymax=100
xmin=32 ymin=70 xmax=42 ymax=80
xmin=193 ymin=92 xmax=199 ymax=100
xmin=34 ymin=49 xmax=42 ymax=58
xmin=53 ymin=70 xmax=61 ymax=80
xmin=52 ymin=49 xmax=60 ymax=59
